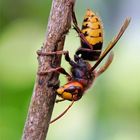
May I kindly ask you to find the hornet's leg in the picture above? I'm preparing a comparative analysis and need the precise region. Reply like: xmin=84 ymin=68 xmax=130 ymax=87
xmin=71 ymin=5 xmax=93 ymax=50
xmin=37 ymin=50 xmax=72 ymax=79
xmin=37 ymin=49 xmax=76 ymax=67
xmin=64 ymin=51 xmax=77 ymax=67
xmin=37 ymin=50 xmax=68 ymax=56
xmin=38 ymin=67 xmax=71 ymax=79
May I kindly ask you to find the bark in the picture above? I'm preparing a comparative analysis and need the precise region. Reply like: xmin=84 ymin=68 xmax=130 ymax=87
xmin=22 ymin=0 xmax=76 ymax=139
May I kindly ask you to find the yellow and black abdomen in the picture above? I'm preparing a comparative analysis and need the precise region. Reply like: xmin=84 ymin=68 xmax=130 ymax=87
xmin=76 ymin=9 xmax=103 ymax=61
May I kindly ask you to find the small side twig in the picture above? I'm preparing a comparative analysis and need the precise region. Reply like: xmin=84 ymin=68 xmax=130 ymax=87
xmin=22 ymin=0 xmax=76 ymax=140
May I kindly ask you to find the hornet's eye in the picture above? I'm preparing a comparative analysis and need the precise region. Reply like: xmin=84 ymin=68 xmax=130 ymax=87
xmin=64 ymin=86 xmax=76 ymax=93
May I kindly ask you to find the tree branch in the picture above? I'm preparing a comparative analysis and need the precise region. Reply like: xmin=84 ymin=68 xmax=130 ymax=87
xmin=22 ymin=0 xmax=76 ymax=140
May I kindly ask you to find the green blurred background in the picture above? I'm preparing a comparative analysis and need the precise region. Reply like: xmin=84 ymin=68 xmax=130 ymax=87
xmin=0 ymin=0 xmax=140 ymax=140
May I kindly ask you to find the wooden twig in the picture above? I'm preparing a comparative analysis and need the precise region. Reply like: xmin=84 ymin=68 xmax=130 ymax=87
xmin=22 ymin=0 xmax=76 ymax=140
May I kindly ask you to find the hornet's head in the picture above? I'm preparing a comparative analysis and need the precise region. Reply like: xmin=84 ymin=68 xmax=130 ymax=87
xmin=56 ymin=81 xmax=84 ymax=101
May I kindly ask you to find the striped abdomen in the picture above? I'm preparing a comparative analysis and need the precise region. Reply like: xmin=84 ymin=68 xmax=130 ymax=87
xmin=76 ymin=9 xmax=103 ymax=61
